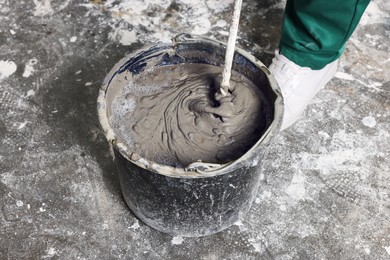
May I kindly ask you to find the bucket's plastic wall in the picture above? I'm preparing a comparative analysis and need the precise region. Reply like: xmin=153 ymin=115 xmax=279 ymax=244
xmin=99 ymin=34 xmax=283 ymax=237
xmin=115 ymin=149 xmax=264 ymax=237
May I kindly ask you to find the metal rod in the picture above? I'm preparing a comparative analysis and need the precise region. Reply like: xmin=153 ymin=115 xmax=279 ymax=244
xmin=220 ymin=0 xmax=243 ymax=96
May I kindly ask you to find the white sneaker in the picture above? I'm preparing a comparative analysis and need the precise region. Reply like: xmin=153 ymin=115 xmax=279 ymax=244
xmin=269 ymin=51 xmax=338 ymax=131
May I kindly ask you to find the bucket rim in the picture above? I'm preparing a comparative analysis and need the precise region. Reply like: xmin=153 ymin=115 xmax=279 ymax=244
xmin=97 ymin=33 xmax=284 ymax=178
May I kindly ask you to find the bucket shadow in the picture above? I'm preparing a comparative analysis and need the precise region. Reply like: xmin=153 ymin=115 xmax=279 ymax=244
xmin=40 ymin=43 xmax=139 ymax=200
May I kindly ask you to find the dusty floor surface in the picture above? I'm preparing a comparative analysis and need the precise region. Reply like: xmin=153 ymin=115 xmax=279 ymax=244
xmin=1 ymin=0 xmax=389 ymax=259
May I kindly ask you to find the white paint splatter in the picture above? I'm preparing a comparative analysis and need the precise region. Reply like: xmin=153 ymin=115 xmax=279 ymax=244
xmin=260 ymin=190 xmax=272 ymax=199
xmin=33 ymin=0 xmax=71 ymax=16
xmin=234 ymin=220 xmax=243 ymax=226
xmin=335 ymin=71 xmax=355 ymax=81
xmin=109 ymin=29 xmax=137 ymax=46
xmin=33 ymin=0 xmax=53 ymax=16
xmin=16 ymin=200 xmax=24 ymax=207
xmin=285 ymin=170 xmax=306 ymax=200
xmin=18 ymin=121 xmax=29 ymax=130
xmin=130 ymin=219 xmax=140 ymax=229
xmin=171 ymin=236 xmax=184 ymax=245
xmin=260 ymin=173 xmax=265 ymax=180
xmin=206 ymin=0 xmax=232 ymax=12
xmin=362 ymin=116 xmax=376 ymax=128
xmin=43 ymin=247 xmax=56 ymax=258
xmin=318 ymin=130 xmax=330 ymax=139
xmin=296 ymin=224 xmax=317 ymax=239
xmin=148 ymin=31 xmax=171 ymax=43
xmin=22 ymin=59 xmax=38 ymax=78
xmin=0 ymin=60 xmax=17 ymax=80
xmin=26 ymin=89 xmax=36 ymax=98
xmin=119 ymin=30 xmax=137 ymax=45
xmin=384 ymin=246 xmax=390 ymax=255
xmin=70 ymin=36 xmax=77 ymax=42
xmin=215 ymin=19 xmax=227 ymax=27
xmin=234 ymin=220 xmax=249 ymax=234
xmin=251 ymin=156 xmax=259 ymax=166
xmin=218 ymin=30 xmax=229 ymax=36
xmin=248 ymin=238 xmax=262 ymax=253
xmin=368 ymin=81 xmax=383 ymax=92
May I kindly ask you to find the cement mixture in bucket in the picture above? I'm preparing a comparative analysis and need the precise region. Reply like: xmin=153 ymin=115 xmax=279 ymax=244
xmin=107 ymin=63 xmax=270 ymax=168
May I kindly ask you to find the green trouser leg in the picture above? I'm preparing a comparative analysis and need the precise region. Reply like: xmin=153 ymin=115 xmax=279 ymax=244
xmin=279 ymin=0 xmax=371 ymax=69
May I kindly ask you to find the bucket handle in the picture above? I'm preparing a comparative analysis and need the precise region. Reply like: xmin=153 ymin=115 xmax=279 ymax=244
xmin=172 ymin=33 xmax=226 ymax=48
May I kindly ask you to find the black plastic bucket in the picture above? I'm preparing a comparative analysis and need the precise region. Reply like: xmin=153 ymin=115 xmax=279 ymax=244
xmin=97 ymin=34 xmax=283 ymax=237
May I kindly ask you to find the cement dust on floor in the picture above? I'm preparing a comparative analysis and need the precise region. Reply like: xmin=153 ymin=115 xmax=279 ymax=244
xmin=1 ymin=0 xmax=389 ymax=259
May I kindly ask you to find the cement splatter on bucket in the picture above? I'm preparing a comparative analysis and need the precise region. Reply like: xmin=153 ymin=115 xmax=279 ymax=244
xmin=97 ymin=34 xmax=283 ymax=237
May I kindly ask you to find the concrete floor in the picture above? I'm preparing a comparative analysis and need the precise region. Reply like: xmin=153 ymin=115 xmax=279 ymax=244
xmin=1 ymin=0 xmax=389 ymax=259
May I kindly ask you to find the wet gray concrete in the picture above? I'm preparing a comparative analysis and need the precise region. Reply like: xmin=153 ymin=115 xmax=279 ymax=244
xmin=1 ymin=0 xmax=389 ymax=259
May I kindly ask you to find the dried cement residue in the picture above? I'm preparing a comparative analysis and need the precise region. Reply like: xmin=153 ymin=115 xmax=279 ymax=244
xmin=22 ymin=59 xmax=38 ymax=78
xmin=361 ymin=116 xmax=376 ymax=128
xmin=84 ymin=0 xmax=234 ymax=44
xmin=0 ymin=60 xmax=17 ymax=79
xmin=171 ymin=236 xmax=184 ymax=245
xmin=32 ymin=0 xmax=71 ymax=17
